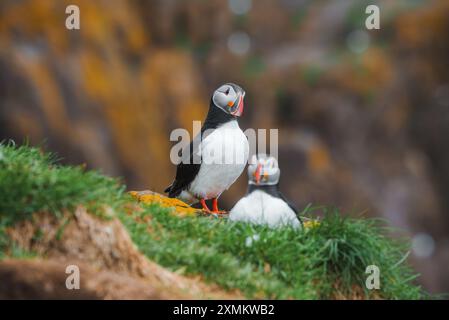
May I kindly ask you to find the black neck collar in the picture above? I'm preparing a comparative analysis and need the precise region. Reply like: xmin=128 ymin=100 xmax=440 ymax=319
xmin=247 ymin=184 xmax=281 ymax=198
xmin=202 ymin=98 xmax=236 ymax=132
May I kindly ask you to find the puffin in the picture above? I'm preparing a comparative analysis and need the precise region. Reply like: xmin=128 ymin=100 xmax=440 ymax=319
xmin=229 ymin=154 xmax=302 ymax=228
xmin=165 ymin=83 xmax=249 ymax=214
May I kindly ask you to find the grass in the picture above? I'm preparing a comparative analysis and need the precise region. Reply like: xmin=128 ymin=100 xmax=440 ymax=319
xmin=120 ymin=204 xmax=425 ymax=299
xmin=0 ymin=142 xmax=426 ymax=299
xmin=0 ymin=141 xmax=126 ymax=257
xmin=0 ymin=142 xmax=126 ymax=223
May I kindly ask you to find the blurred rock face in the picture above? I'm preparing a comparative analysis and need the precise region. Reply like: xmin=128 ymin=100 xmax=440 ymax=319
xmin=0 ymin=0 xmax=448 ymax=293
xmin=0 ymin=0 xmax=206 ymax=191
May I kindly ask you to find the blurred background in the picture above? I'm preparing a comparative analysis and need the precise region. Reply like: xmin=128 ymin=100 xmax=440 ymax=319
xmin=0 ymin=0 xmax=448 ymax=294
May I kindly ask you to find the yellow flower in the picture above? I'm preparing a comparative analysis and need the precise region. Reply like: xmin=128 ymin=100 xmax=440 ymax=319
xmin=303 ymin=220 xmax=320 ymax=229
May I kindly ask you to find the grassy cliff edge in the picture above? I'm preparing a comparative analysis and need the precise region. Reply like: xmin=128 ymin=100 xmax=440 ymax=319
xmin=0 ymin=143 xmax=425 ymax=299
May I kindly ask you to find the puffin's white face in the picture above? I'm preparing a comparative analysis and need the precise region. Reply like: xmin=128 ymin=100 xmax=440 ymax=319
xmin=248 ymin=154 xmax=280 ymax=185
xmin=212 ymin=83 xmax=245 ymax=117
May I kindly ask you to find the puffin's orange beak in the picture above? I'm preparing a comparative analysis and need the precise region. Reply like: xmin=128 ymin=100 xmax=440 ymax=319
xmin=254 ymin=164 xmax=262 ymax=185
xmin=230 ymin=92 xmax=244 ymax=117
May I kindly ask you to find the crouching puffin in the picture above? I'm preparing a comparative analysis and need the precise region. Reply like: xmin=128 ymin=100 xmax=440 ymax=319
xmin=229 ymin=154 xmax=302 ymax=228
xmin=165 ymin=83 xmax=249 ymax=214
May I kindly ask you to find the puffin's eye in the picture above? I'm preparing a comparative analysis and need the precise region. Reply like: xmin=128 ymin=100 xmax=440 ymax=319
xmin=225 ymin=88 xmax=230 ymax=95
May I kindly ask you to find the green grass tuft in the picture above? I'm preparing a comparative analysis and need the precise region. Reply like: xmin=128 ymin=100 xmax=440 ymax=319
xmin=0 ymin=142 xmax=126 ymax=224
xmin=119 ymin=204 xmax=426 ymax=299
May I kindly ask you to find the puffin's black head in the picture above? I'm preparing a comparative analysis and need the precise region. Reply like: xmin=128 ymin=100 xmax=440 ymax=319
xmin=212 ymin=83 xmax=246 ymax=117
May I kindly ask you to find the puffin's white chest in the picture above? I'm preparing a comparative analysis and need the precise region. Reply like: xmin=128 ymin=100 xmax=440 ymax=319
xmin=187 ymin=120 xmax=249 ymax=200
xmin=229 ymin=190 xmax=301 ymax=228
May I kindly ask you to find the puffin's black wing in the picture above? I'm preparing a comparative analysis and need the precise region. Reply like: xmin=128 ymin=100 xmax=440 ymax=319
xmin=278 ymin=192 xmax=302 ymax=224
xmin=165 ymin=134 xmax=203 ymax=198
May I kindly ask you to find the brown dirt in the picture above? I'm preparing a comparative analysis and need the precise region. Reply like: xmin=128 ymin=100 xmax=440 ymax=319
xmin=0 ymin=259 xmax=164 ymax=299
xmin=330 ymin=281 xmax=382 ymax=300
xmin=3 ymin=206 xmax=242 ymax=300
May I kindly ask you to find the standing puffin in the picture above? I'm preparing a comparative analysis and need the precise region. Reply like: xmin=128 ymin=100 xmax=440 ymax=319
xmin=165 ymin=83 xmax=249 ymax=214
xmin=229 ymin=154 xmax=302 ymax=228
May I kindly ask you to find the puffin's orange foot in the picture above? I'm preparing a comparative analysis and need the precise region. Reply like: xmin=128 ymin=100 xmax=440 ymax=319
xmin=213 ymin=210 xmax=227 ymax=214
xmin=211 ymin=198 xmax=227 ymax=214
xmin=200 ymin=198 xmax=227 ymax=215
xmin=200 ymin=198 xmax=212 ymax=213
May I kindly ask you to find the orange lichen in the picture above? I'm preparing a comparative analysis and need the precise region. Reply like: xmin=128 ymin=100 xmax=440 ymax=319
xmin=129 ymin=191 xmax=199 ymax=216
xmin=307 ymin=143 xmax=331 ymax=174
